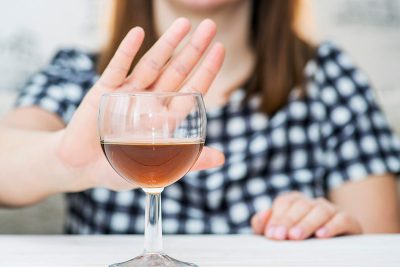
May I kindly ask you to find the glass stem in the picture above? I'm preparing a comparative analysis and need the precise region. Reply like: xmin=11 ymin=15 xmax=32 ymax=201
xmin=142 ymin=188 xmax=164 ymax=254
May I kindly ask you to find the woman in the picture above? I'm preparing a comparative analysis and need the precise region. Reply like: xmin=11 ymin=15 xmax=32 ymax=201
xmin=1 ymin=0 xmax=400 ymax=240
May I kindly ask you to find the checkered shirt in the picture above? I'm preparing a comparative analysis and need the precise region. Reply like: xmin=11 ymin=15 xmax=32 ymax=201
xmin=15 ymin=42 xmax=400 ymax=234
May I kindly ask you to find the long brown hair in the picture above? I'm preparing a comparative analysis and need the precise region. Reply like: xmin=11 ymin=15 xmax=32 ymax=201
xmin=98 ymin=0 xmax=315 ymax=115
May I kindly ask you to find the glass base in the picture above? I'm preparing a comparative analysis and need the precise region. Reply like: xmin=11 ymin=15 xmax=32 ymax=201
xmin=109 ymin=253 xmax=198 ymax=267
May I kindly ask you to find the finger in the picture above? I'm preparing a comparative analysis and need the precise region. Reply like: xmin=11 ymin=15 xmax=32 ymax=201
xmin=62 ymin=28 xmax=145 ymax=160
xmin=251 ymin=210 xmax=272 ymax=235
xmin=264 ymin=192 xmax=303 ymax=239
xmin=152 ymin=19 xmax=217 ymax=92
xmin=291 ymin=202 xmax=336 ymax=240
xmin=179 ymin=42 xmax=225 ymax=95
xmin=126 ymin=18 xmax=191 ymax=89
xmin=190 ymin=146 xmax=225 ymax=171
xmin=167 ymin=42 xmax=225 ymax=116
xmin=315 ymin=212 xmax=362 ymax=238
xmin=98 ymin=27 xmax=145 ymax=89
xmin=269 ymin=199 xmax=314 ymax=240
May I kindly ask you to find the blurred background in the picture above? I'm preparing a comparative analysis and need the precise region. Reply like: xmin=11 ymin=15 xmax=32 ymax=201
xmin=0 ymin=0 xmax=399 ymax=234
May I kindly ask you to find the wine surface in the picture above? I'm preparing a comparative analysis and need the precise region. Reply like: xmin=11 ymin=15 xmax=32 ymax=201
xmin=101 ymin=141 xmax=204 ymax=188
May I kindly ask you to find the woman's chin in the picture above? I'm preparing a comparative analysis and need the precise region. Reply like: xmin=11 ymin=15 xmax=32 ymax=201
xmin=169 ymin=0 xmax=244 ymax=11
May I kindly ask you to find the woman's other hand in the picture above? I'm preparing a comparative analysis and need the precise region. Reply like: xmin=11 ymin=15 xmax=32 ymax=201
xmin=251 ymin=192 xmax=362 ymax=240
xmin=58 ymin=18 xmax=225 ymax=191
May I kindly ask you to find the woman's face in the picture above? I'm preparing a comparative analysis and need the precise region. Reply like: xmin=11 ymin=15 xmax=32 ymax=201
xmin=169 ymin=0 xmax=246 ymax=11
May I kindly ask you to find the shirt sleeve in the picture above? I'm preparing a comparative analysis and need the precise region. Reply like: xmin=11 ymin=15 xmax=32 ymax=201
xmin=316 ymin=43 xmax=400 ymax=190
xmin=15 ymin=49 xmax=97 ymax=124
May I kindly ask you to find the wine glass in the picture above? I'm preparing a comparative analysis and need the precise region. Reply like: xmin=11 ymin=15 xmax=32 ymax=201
xmin=98 ymin=91 xmax=206 ymax=267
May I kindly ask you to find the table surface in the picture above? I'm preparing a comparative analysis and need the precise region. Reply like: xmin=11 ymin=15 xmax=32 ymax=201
xmin=1 ymin=234 xmax=400 ymax=267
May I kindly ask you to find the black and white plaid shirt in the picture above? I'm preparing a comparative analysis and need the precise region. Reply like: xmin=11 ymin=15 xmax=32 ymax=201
xmin=16 ymin=42 xmax=400 ymax=234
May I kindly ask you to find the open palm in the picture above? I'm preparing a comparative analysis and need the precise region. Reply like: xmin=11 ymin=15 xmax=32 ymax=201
xmin=56 ymin=18 xmax=225 ymax=190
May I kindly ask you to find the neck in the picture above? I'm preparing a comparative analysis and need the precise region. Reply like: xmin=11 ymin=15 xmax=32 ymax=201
xmin=153 ymin=0 xmax=255 ymax=108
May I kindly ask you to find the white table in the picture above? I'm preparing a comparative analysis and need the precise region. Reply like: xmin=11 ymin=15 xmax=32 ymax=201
xmin=1 ymin=235 xmax=399 ymax=267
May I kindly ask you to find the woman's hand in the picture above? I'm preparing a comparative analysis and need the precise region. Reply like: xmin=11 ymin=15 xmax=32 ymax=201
xmin=251 ymin=192 xmax=362 ymax=240
xmin=57 ymin=18 xmax=225 ymax=191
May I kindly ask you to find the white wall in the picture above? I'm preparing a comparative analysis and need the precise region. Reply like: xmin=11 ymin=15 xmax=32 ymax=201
xmin=0 ymin=0 xmax=104 ymax=114
xmin=0 ymin=0 xmax=399 ymax=234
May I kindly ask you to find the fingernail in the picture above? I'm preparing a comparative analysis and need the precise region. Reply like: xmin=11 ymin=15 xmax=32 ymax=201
xmin=289 ymin=227 xmax=303 ymax=240
xmin=266 ymin=227 xmax=275 ymax=238
xmin=274 ymin=226 xmax=287 ymax=240
xmin=316 ymin=227 xmax=328 ymax=238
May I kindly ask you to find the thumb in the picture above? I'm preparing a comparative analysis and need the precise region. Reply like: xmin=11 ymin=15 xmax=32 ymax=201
xmin=190 ymin=146 xmax=225 ymax=171
xmin=251 ymin=209 xmax=272 ymax=235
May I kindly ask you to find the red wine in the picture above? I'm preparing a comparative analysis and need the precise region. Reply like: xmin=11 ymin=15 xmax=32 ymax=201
xmin=101 ymin=141 xmax=204 ymax=188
